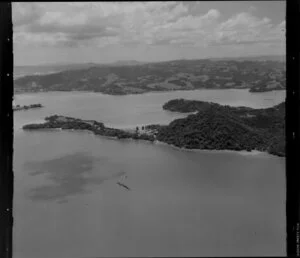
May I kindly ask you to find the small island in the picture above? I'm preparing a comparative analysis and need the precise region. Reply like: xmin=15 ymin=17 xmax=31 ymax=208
xmin=22 ymin=100 xmax=285 ymax=157
xmin=13 ymin=103 xmax=43 ymax=111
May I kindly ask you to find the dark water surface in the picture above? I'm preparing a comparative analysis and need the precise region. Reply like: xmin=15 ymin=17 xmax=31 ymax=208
xmin=13 ymin=90 xmax=286 ymax=257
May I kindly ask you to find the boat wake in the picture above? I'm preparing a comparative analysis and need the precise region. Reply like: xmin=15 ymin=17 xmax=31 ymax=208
xmin=117 ymin=173 xmax=131 ymax=190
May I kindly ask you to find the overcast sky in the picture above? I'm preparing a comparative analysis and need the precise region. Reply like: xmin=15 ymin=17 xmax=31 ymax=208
xmin=13 ymin=1 xmax=286 ymax=66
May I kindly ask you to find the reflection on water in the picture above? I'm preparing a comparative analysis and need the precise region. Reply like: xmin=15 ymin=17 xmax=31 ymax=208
xmin=25 ymin=152 xmax=126 ymax=202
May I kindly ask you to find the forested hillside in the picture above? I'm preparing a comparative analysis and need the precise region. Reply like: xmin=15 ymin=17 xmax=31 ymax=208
xmin=157 ymin=100 xmax=285 ymax=156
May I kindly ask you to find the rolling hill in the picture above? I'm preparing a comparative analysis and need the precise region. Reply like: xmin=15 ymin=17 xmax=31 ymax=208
xmin=14 ymin=58 xmax=285 ymax=95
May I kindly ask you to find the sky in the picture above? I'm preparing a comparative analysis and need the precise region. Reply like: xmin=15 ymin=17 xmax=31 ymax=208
xmin=13 ymin=1 xmax=286 ymax=66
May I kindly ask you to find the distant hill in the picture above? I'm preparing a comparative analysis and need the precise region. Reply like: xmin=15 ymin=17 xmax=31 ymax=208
xmin=14 ymin=60 xmax=146 ymax=78
xmin=14 ymin=63 xmax=102 ymax=78
xmin=209 ymin=55 xmax=286 ymax=62
xmin=109 ymin=60 xmax=145 ymax=66
xmin=14 ymin=57 xmax=286 ymax=95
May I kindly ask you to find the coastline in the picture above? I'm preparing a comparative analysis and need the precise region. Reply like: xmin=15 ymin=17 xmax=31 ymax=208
xmin=21 ymin=120 xmax=284 ymax=158
xmin=13 ymin=104 xmax=43 ymax=111
xmin=153 ymin=140 xmax=275 ymax=157
xmin=14 ymin=87 xmax=286 ymax=97
xmin=19 ymin=95 xmax=285 ymax=159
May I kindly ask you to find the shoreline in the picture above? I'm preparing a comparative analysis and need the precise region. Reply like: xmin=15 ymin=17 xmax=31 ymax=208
xmin=20 ymin=97 xmax=285 ymax=158
xmin=153 ymin=140 xmax=275 ymax=157
xmin=14 ymin=87 xmax=286 ymax=97
xmin=22 ymin=122 xmax=284 ymax=158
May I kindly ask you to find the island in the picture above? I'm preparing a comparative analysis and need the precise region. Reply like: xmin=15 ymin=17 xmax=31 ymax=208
xmin=22 ymin=100 xmax=285 ymax=157
xmin=13 ymin=103 xmax=43 ymax=111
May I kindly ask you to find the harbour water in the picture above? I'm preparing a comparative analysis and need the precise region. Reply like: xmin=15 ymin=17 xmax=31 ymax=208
xmin=13 ymin=89 xmax=286 ymax=257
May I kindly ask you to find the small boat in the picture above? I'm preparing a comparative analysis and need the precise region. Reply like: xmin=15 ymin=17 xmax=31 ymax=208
xmin=117 ymin=182 xmax=131 ymax=191
xmin=117 ymin=172 xmax=130 ymax=190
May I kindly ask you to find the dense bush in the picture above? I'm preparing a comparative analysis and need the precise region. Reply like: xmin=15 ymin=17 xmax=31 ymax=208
xmin=157 ymin=100 xmax=285 ymax=156
xmin=22 ymin=99 xmax=285 ymax=157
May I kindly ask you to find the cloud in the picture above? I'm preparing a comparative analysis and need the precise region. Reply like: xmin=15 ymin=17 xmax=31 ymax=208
xmin=206 ymin=13 xmax=285 ymax=46
xmin=12 ymin=2 xmax=42 ymax=27
xmin=13 ymin=2 xmax=285 ymax=49
xmin=13 ymin=3 xmax=126 ymax=47
xmin=13 ymin=2 xmax=186 ymax=47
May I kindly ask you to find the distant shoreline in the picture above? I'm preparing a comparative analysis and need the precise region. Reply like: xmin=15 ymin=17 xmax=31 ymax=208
xmin=13 ymin=103 xmax=43 ymax=111
xmin=14 ymin=88 xmax=286 ymax=98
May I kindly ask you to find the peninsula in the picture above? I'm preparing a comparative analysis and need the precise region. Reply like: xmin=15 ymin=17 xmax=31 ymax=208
xmin=22 ymin=100 xmax=285 ymax=157
xmin=23 ymin=115 xmax=156 ymax=142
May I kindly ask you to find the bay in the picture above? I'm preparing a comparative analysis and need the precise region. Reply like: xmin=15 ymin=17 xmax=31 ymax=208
xmin=13 ymin=89 xmax=286 ymax=257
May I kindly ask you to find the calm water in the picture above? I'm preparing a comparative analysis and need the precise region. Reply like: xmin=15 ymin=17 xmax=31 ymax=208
xmin=13 ymin=89 xmax=286 ymax=257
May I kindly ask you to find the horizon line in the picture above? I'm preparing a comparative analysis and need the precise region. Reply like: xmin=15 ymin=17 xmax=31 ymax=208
xmin=14 ymin=54 xmax=286 ymax=67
